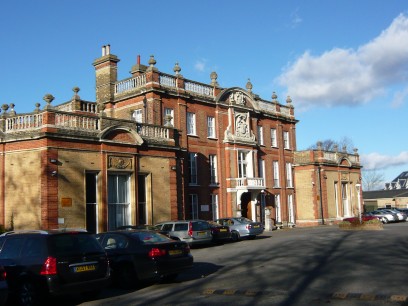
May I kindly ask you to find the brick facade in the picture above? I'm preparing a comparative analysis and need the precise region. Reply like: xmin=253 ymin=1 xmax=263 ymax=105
xmin=0 ymin=46 xmax=362 ymax=232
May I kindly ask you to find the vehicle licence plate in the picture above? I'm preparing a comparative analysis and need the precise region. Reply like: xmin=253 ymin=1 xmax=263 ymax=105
xmin=73 ymin=265 xmax=96 ymax=273
xmin=169 ymin=250 xmax=182 ymax=256
xmin=253 ymin=225 xmax=260 ymax=228
xmin=197 ymin=231 xmax=207 ymax=237
xmin=220 ymin=229 xmax=227 ymax=232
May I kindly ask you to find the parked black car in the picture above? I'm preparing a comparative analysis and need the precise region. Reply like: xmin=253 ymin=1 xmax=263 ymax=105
xmin=207 ymin=221 xmax=231 ymax=243
xmin=0 ymin=266 xmax=8 ymax=306
xmin=116 ymin=225 xmax=180 ymax=240
xmin=95 ymin=230 xmax=193 ymax=289
xmin=0 ymin=229 xmax=110 ymax=306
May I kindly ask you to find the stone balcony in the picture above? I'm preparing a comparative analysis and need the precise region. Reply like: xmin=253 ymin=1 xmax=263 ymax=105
xmin=227 ymin=177 xmax=266 ymax=191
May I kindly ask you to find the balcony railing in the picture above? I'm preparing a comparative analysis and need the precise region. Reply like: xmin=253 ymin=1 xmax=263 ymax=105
xmin=231 ymin=177 xmax=265 ymax=189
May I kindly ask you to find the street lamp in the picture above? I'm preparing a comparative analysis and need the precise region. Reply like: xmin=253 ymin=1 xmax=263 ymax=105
xmin=355 ymin=184 xmax=362 ymax=223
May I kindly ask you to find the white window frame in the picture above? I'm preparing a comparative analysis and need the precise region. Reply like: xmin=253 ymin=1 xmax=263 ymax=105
xmin=238 ymin=151 xmax=248 ymax=178
xmin=164 ymin=107 xmax=174 ymax=126
xmin=334 ymin=182 xmax=340 ymax=218
xmin=187 ymin=112 xmax=196 ymax=135
xmin=271 ymin=128 xmax=277 ymax=147
xmin=209 ymin=154 xmax=218 ymax=185
xmin=207 ymin=116 xmax=216 ymax=138
xmin=273 ymin=161 xmax=280 ymax=187
xmin=190 ymin=194 xmax=199 ymax=219
xmin=107 ymin=174 xmax=131 ymax=231
xmin=132 ymin=109 xmax=143 ymax=123
xmin=211 ymin=194 xmax=219 ymax=220
xmin=258 ymin=159 xmax=265 ymax=179
xmin=342 ymin=182 xmax=350 ymax=216
xmin=288 ymin=194 xmax=295 ymax=223
xmin=283 ymin=131 xmax=290 ymax=149
xmin=257 ymin=126 xmax=264 ymax=146
xmin=189 ymin=153 xmax=198 ymax=185
xmin=286 ymin=162 xmax=293 ymax=188
xmin=275 ymin=194 xmax=281 ymax=223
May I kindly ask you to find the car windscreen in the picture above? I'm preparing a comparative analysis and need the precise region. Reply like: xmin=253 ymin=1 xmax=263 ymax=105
xmin=49 ymin=233 xmax=104 ymax=256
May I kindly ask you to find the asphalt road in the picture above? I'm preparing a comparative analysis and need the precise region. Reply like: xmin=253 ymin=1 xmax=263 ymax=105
xmin=56 ymin=222 xmax=408 ymax=306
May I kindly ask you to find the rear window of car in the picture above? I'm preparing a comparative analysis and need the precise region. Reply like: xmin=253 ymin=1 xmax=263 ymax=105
xmin=131 ymin=232 xmax=171 ymax=244
xmin=174 ymin=223 xmax=188 ymax=231
xmin=236 ymin=218 xmax=252 ymax=223
xmin=191 ymin=221 xmax=210 ymax=231
xmin=0 ymin=237 xmax=25 ymax=259
xmin=49 ymin=233 xmax=104 ymax=256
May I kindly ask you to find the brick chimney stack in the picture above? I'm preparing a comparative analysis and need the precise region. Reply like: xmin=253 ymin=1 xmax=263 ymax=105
xmin=92 ymin=44 xmax=120 ymax=105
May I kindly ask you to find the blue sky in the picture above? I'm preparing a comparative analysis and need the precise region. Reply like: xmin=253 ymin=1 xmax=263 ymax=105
xmin=1 ymin=1 xmax=408 ymax=187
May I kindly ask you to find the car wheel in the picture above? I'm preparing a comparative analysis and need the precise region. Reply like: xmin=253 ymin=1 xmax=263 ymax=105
xmin=231 ymin=231 xmax=240 ymax=242
xmin=115 ymin=264 xmax=138 ymax=289
xmin=17 ymin=280 xmax=41 ymax=306
xmin=382 ymin=217 xmax=389 ymax=224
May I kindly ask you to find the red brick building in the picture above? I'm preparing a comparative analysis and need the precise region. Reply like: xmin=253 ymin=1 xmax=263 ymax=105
xmin=0 ymin=45 xmax=322 ymax=232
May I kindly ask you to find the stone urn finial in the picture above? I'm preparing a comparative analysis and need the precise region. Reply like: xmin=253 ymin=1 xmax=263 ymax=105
xmin=173 ymin=62 xmax=181 ymax=76
xmin=9 ymin=103 xmax=16 ymax=115
xmin=34 ymin=103 xmax=41 ymax=113
xmin=246 ymin=78 xmax=253 ymax=93
xmin=72 ymin=86 xmax=80 ymax=100
xmin=148 ymin=55 xmax=156 ymax=68
xmin=1 ymin=104 xmax=9 ymax=117
xmin=286 ymin=95 xmax=293 ymax=108
xmin=272 ymin=92 xmax=278 ymax=103
xmin=43 ymin=94 xmax=55 ymax=109
xmin=210 ymin=71 xmax=219 ymax=86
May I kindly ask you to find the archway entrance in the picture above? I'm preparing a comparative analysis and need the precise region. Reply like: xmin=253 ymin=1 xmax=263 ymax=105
xmin=240 ymin=192 xmax=252 ymax=219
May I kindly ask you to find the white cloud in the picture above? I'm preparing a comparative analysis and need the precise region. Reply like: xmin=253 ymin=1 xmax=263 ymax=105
xmin=360 ymin=151 xmax=408 ymax=170
xmin=278 ymin=13 xmax=408 ymax=110
xmin=391 ymin=85 xmax=408 ymax=108
xmin=194 ymin=60 xmax=206 ymax=72
xmin=290 ymin=8 xmax=302 ymax=28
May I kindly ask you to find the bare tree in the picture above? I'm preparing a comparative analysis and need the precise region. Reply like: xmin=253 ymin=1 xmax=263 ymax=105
xmin=362 ymin=169 xmax=385 ymax=191
xmin=308 ymin=137 xmax=355 ymax=153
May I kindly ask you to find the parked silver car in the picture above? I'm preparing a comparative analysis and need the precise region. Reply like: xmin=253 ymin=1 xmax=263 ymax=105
xmin=154 ymin=220 xmax=212 ymax=246
xmin=371 ymin=210 xmax=397 ymax=223
xmin=215 ymin=217 xmax=264 ymax=241
xmin=379 ymin=209 xmax=407 ymax=221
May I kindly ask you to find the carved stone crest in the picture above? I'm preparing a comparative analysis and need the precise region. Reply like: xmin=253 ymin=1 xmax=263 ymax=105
xmin=235 ymin=113 xmax=249 ymax=137
xmin=108 ymin=156 xmax=133 ymax=170
xmin=229 ymin=91 xmax=246 ymax=106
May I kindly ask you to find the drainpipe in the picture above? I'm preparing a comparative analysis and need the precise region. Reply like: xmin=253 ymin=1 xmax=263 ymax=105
xmin=318 ymin=165 xmax=325 ymax=225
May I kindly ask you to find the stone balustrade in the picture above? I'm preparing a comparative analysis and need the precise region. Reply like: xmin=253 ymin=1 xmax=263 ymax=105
xmin=4 ymin=114 xmax=44 ymax=132
xmin=137 ymin=124 xmax=170 ymax=139
xmin=159 ymin=74 xmax=176 ymax=88
xmin=1 ymin=111 xmax=172 ymax=142
xmin=55 ymin=113 xmax=100 ymax=130
xmin=184 ymin=81 xmax=213 ymax=96
xmin=115 ymin=74 xmax=147 ymax=94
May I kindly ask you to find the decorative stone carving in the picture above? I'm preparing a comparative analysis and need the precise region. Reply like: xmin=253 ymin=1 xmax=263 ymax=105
xmin=108 ymin=156 xmax=133 ymax=170
xmin=229 ymin=91 xmax=246 ymax=106
xmin=235 ymin=113 xmax=249 ymax=137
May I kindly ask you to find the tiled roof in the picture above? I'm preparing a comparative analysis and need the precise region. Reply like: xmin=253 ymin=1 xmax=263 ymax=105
xmin=363 ymin=189 xmax=408 ymax=199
